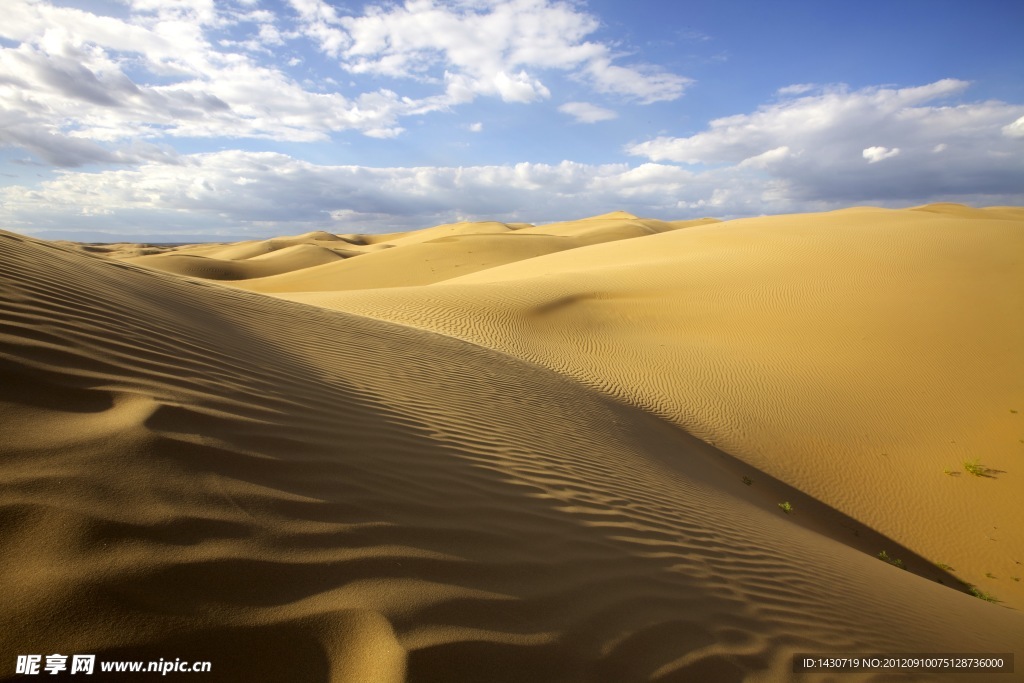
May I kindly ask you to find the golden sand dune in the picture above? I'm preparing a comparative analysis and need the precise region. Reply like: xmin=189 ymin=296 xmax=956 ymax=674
xmin=2 ymin=205 xmax=1022 ymax=682
xmin=230 ymin=233 xmax=582 ymax=292
xmin=357 ymin=220 xmax=523 ymax=249
xmin=515 ymin=214 xmax=718 ymax=247
xmin=908 ymin=203 xmax=1024 ymax=221
xmin=280 ymin=206 xmax=1024 ymax=616
xmin=123 ymin=244 xmax=347 ymax=281
xmin=122 ymin=214 xmax=713 ymax=292
xmin=316 ymin=220 xmax=518 ymax=253
xmin=195 ymin=231 xmax=354 ymax=261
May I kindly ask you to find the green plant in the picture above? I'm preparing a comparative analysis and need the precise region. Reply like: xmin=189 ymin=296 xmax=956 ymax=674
xmin=778 ymin=501 xmax=793 ymax=514
xmin=963 ymin=459 xmax=989 ymax=477
xmin=986 ymin=572 xmax=997 ymax=579
xmin=878 ymin=551 xmax=906 ymax=570
xmin=742 ymin=476 xmax=753 ymax=486
xmin=967 ymin=585 xmax=998 ymax=603
xmin=936 ymin=562 xmax=955 ymax=571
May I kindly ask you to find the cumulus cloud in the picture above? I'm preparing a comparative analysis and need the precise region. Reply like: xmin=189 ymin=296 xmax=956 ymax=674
xmin=0 ymin=0 xmax=691 ymax=168
xmin=629 ymin=79 xmax=975 ymax=164
xmin=1003 ymin=115 xmax=1024 ymax=139
xmin=628 ymin=79 xmax=1024 ymax=203
xmin=292 ymin=0 xmax=690 ymax=104
xmin=558 ymin=101 xmax=617 ymax=123
xmin=0 ymin=0 xmax=441 ymax=161
xmin=862 ymin=146 xmax=900 ymax=163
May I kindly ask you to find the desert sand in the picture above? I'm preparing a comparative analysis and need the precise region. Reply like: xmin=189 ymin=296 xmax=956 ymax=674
xmin=1 ymin=206 xmax=1022 ymax=682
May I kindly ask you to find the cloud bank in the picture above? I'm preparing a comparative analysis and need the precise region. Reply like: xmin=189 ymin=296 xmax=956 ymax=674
xmin=627 ymin=79 xmax=1024 ymax=204
xmin=0 ymin=0 xmax=689 ymax=164
xmin=2 ymin=78 xmax=1022 ymax=239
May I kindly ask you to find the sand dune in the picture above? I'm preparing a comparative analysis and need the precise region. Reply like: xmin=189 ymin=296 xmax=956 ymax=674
xmin=2 ymin=205 xmax=1022 ymax=682
xmin=514 ymin=212 xmax=718 ymax=247
xmin=287 ymin=205 xmax=1024 ymax=616
xmin=123 ymin=244 xmax=347 ymax=281
xmin=229 ymin=233 xmax=582 ymax=292
xmin=122 ymin=214 xmax=714 ymax=291
xmin=195 ymin=231 xmax=354 ymax=261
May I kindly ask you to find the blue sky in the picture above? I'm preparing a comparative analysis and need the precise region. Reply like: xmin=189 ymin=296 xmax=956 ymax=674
xmin=1 ymin=0 xmax=1022 ymax=241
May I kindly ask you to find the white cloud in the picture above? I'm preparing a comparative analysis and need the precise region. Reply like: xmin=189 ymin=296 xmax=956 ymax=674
xmin=629 ymin=79 xmax=975 ymax=164
xmin=862 ymin=146 xmax=900 ymax=163
xmin=627 ymin=80 xmax=1024 ymax=204
xmin=257 ymin=22 xmax=285 ymax=46
xmin=468 ymin=122 xmax=483 ymax=132
xmin=292 ymin=0 xmax=690 ymax=104
xmin=287 ymin=0 xmax=353 ymax=58
xmin=738 ymin=146 xmax=792 ymax=169
xmin=0 ymin=0 xmax=465 ymax=163
xmin=558 ymin=101 xmax=617 ymax=123
xmin=1003 ymin=115 xmax=1024 ymax=139
xmin=127 ymin=0 xmax=221 ymax=27
xmin=493 ymin=69 xmax=550 ymax=103
xmin=776 ymin=83 xmax=816 ymax=96
xmin=0 ymin=0 xmax=691 ymax=168
xmin=583 ymin=58 xmax=691 ymax=104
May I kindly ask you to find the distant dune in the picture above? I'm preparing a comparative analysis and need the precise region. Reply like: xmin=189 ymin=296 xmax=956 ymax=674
xmin=2 ymin=205 xmax=1022 ymax=682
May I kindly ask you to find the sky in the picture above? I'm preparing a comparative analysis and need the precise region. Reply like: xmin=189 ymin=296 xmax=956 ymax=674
xmin=1 ymin=0 xmax=1022 ymax=241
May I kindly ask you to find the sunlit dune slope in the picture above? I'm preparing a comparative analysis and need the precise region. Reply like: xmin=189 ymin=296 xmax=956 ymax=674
xmin=358 ymin=220 xmax=515 ymax=247
xmin=230 ymin=233 xmax=580 ymax=292
xmin=119 ymin=214 xmax=714 ymax=291
xmin=908 ymin=203 xmax=1024 ymax=221
xmin=280 ymin=205 xmax=1024 ymax=611
xmin=515 ymin=213 xmax=719 ymax=247
xmin=3 ymin=228 xmax=1021 ymax=682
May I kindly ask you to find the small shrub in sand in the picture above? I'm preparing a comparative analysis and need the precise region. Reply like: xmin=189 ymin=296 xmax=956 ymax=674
xmin=963 ymin=459 xmax=989 ymax=477
xmin=967 ymin=585 xmax=998 ymax=603
xmin=877 ymin=551 xmax=905 ymax=570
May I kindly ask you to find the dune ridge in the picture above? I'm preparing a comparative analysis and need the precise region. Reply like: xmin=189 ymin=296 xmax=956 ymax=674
xmin=112 ymin=214 xmax=717 ymax=291
xmin=2 ymin=205 xmax=1022 ymax=682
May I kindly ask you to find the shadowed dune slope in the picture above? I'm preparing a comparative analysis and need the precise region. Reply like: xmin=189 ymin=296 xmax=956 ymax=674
xmin=2 ymin=229 xmax=1021 ymax=683
xmin=280 ymin=206 xmax=1024 ymax=612
xmin=191 ymin=231 xmax=355 ymax=261
xmin=123 ymin=244 xmax=347 ymax=281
